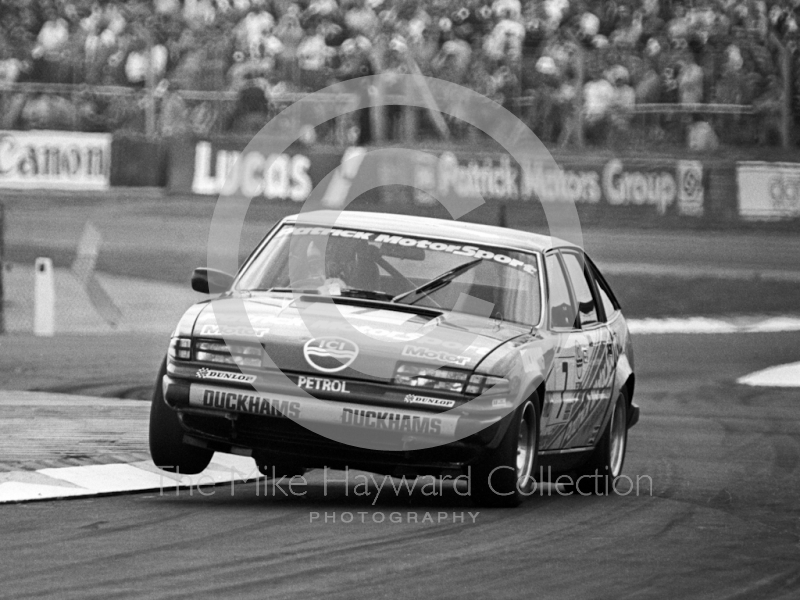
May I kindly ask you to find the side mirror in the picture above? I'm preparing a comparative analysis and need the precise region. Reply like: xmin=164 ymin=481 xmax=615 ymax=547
xmin=191 ymin=268 xmax=235 ymax=294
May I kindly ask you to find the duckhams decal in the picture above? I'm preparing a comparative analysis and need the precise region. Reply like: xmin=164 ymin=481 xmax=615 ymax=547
xmin=187 ymin=384 xmax=459 ymax=436
xmin=189 ymin=385 xmax=301 ymax=418
xmin=341 ymin=407 xmax=444 ymax=435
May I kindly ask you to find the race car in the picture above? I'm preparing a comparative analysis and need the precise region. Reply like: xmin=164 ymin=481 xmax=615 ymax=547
xmin=150 ymin=211 xmax=639 ymax=506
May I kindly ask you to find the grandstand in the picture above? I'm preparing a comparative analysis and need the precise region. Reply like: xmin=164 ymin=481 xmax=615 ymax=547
xmin=0 ymin=0 xmax=797 ymax=147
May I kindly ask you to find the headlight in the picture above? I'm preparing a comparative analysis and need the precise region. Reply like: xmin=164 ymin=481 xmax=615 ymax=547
xmin=464 ymin=374 xmax=510 ymax=397
xmin=168 ymin=337 xmax=192 ymax=360
xmin=393 ymin=363 xmax=469 ymax=393
xmin=194 ymin=339 xmax=262 ymax=367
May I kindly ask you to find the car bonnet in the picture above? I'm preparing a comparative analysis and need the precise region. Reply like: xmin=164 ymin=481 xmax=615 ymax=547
xmin=191 ymin=294 xmax=531 ymax=382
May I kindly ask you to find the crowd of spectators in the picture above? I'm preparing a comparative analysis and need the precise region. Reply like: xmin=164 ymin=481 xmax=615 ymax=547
xmin=0 ymin=0 xmax=798 ymax=145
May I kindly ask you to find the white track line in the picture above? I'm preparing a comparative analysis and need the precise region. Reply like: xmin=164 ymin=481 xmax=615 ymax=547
xmin=628 ymin=316 xmax=800 ymax=335
xmin=737 ymin=362 xmax=800 ymax=387
xmin=0 ymin=454 xmax=261 ymax=504
xmin=601 ymin=262 xmax=800 ymax=282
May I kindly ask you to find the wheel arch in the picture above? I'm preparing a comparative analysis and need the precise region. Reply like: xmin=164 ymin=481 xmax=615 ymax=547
xmin=533 ymin=380 xmax=546 ymax=419
xmin=623 ymin=373 xmax=635 ymax=404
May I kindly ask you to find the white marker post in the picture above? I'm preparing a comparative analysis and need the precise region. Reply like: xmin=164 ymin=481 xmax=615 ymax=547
xmin=34 ymin=257 xmax=55 ymax=336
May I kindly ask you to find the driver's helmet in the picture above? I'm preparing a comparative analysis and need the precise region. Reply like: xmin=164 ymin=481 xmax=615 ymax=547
xmin=327 ymin=238 xmax=379 ymax=290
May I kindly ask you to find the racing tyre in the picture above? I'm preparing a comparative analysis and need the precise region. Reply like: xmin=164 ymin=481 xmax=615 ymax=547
xmin=471 ymin=397 xmax=540 ymax=508
xmin=149 ymin=358 xmax=214 ymax=474
xmin=567 ymin=388 xmax=629 ymax=496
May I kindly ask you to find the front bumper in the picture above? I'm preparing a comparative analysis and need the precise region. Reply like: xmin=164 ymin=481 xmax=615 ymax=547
xmin=161 ymin=372 xmax=511 ymax=473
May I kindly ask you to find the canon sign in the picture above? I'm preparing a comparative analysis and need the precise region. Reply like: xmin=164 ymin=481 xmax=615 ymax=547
xmin=192 ymin=141 xmax=312 ymax=199
xmin=0 ymin=130 xmax=110 ymax=190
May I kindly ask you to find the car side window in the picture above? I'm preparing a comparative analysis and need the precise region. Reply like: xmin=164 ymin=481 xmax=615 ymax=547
xmin=593 ymin=271 xmax=618 ymax=320
xmin=561 ymin=252 xmax=600 ymax=327
xmin=545 ymin=253 xmax=577 ymax=329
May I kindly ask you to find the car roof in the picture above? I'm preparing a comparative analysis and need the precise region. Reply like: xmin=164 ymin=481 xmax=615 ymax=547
xmin=282 ymin=211 xmax=576 ymax=254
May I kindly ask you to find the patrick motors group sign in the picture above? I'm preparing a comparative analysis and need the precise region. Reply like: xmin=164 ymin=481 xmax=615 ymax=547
xmin=413 ymin=152 xmax=705 ymax=216
xmin=0 ymin=130 xmax=110 ymax=190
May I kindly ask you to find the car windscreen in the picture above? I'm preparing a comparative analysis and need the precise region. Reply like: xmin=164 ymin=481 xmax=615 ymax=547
xmin=235 ymin=225 xmax=542 ymax=326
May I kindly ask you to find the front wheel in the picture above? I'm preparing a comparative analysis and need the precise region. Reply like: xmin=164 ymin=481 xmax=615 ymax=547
xmin=471 ymin=397 xmax=540 ymax=508
xmin=149 ymin=358 xmax=213 ymax=474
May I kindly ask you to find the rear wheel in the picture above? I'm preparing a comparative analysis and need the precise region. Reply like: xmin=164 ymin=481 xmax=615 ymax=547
xmin=149 ymin=358 xmax=213 ymax=474
xmin=567 ymin=388 xmax=628 ymax=496
xmin=471 ymin=397 xmax=540 ymax=508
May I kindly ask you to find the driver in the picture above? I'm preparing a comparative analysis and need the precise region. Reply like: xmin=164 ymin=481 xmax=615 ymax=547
xmin=289 ymin=237 xmax=378 ymax=295
xmin=327 ymin=238 xmax=380 ymax=291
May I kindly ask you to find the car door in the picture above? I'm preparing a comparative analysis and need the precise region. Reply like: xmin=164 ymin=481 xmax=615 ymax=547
xmin=559 ymin=250 xmax=616 ymax=448
xmin=540 ymin=251 xmax=591 ymax=451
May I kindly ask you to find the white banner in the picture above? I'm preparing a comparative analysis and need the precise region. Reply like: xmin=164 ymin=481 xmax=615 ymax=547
xmin=0 ymin=130 xmax=111 ymax=190
xmin=737 ymin=161 xmax=800 ymax=220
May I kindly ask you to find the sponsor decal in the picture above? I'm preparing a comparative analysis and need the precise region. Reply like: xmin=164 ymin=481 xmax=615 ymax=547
xmin=0 ymin=130 xmax=110 ymax=190
xmin=737 ymin=161 xmax=800 ymax=220
xmin=297 ymin=375 xmax=350 ymax=394
xmin=290 ymin=227 xmax=538 ymax=276
xmin=602 ymin=159 xmax=676 ymax=214
xmin=192 ymin=141 xmax=312 ymax=199
xmin=414 ymin=151 xmax=519 ymax=201
xmin=190 ymin=385 xmax=301 ymax=418
xmin=304 ymin=337 xmax=359 ymax=373
xmin=520 ymin=160 xmax=601 ymax=204
xmin=196 ymin=368 xmax=257 ymax=384
xmin=291 ymin=226 xmax=373 ymax=239
xmin=199 ymin=324 xmax=271 ymax=338
xmin=413 ymin=152 xmax=704 ymax=217
xmin=402 ymin=345 xmax=470 ymax=367
xmin=403 ymin=394 xmax=456 ymax=409
xmin=676 ymin=160 xmax=705 ymax=216
xmin=341 ymin=407 xmax=443 ymax=435
xmin=189 ymin=375 xmax=461 ymax=436
xmin=491 ymin=398 xmax=512 ymax=408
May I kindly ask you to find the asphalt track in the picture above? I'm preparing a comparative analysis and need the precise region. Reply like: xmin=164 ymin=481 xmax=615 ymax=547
xmin=2 ymin=331 xmax=799 ymax=599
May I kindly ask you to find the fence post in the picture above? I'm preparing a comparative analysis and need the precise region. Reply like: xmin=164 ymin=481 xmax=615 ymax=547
xmin=402 ymin=105 xmax=418 ymax=143
xmin=574 ymin=42 xmax=585 ymax=149
xmin=369 ymin=84 xmax=386 ymax=143
xmin=34 ymin=258 xmax=55 ymax=337
xmin=781 ymin=41 xmax=795 ymax=149
xmin=0 ymin=203 xmax=4 ymax=335
xmin=145 ymin=34 xmax=157 ymax=139
xmin=769 ymin=33 xmax=794 ymax=149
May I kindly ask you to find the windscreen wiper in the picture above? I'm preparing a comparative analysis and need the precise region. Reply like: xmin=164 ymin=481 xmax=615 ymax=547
xmin=339 ymin=288 xmax=395 ymax=301
xmin=392 ymin=259 xmax=483 ymax=303
xmin=256 ymin=287 xmax=395 ymax=301
xmin=250 ymin=287 xmax=320 ymax=294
